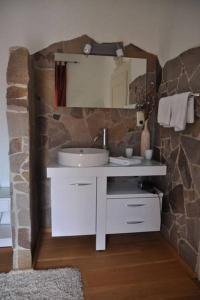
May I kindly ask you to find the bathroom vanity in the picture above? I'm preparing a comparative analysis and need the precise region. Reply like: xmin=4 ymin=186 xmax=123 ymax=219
xmin=47 ymin=160 xmax=166 ymax=250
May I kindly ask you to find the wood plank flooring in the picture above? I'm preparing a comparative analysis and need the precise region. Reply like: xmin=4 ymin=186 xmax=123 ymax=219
xmin=0 ymin=247 xmax=12 ymax=272
xmin=34 ymin=232 xmax=200 ymax=300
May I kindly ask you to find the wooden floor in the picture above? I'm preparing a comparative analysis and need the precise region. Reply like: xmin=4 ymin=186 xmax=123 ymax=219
xmin=0 ymin=247 xmax=12 ymax=272
xmin=34 ymin=232 xmax=200 ymax=300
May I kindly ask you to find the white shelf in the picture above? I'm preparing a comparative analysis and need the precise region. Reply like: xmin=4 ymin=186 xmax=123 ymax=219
xmin=107 ymin=178 xmax=161 ymax=199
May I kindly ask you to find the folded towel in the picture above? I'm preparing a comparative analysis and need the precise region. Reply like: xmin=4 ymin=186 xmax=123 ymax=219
xmin=109 ymin=156 xmax=141 ymax=166
xmin=157 ymin=96 xmax=172 ymax=127
xmin=158 ymin=92 xmax=194 ymax=131
xmin=170 ymin=92 xmax=193 ymax=131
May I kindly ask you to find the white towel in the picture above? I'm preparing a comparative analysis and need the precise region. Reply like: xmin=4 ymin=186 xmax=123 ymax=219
xmin=157 ymin=96 xmax=172 ymax=127
xmin=170 ymin=92 xmax=193 ymax=131
xmin=109 ymin=156 xmax=141 ymax=166
xmin=158 ymin=92 xmax=194 ymax=131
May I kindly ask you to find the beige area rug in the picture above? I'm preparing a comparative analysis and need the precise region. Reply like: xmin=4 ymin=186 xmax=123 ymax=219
xmin=0 ymin=268 xmax=84 ymax=299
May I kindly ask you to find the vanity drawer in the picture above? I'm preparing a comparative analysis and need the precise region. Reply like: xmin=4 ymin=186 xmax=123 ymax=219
xmin=106 ymin=197 xmax=161 ymax=234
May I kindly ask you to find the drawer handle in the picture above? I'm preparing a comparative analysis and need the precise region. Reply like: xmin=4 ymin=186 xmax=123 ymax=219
xmin=69 ymin=183 xmax=92 ymax=186
xmin=127 ymin=204 xmax=145 ymax=207
xmin=126 ymin=220 xmax=144 ymax=224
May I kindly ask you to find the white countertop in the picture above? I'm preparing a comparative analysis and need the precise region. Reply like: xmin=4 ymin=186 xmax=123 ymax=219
xmin=47 ymin=160 xmax=167 ymax=178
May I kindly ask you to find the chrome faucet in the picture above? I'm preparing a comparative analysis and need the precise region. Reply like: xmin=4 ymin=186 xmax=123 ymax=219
xmin=93 ymin=128 xmax=108 ymax=150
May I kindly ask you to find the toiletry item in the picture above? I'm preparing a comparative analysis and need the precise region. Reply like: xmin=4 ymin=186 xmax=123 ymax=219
xmin=137 ymin=111 xmax=145 ymax=127
xmin=144 ymin=149 xmax=153 ymax=160
xmin=125 ymin=147 xmax=133 ymax=158
xmin=140 ymin=119 xmax=150 ymax=157
xmin=109 ymin=156 xmax=141 ymax=166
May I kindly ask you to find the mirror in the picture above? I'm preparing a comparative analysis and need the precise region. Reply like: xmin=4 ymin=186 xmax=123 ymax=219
xmin=55 ymin=53 xmax=147 ymax=108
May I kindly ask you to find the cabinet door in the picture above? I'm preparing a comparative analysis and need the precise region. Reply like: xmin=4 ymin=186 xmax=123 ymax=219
xmin=51 ymin=177 xmax=96 ymax=236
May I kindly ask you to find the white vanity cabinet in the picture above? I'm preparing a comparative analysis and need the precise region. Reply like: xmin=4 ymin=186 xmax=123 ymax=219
xmin=51 ymin=176 xmax=96 ymax=236
xmin=47 ymin=160 xmax=167 ymax=250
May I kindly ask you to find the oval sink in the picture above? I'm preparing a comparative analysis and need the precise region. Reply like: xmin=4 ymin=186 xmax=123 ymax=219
xmin=58 ymin=148 xmax=109 ymax=167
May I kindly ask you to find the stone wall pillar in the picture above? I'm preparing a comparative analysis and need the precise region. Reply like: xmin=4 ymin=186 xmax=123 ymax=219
xmin=6 ymin=47 xmax=32 ymax=269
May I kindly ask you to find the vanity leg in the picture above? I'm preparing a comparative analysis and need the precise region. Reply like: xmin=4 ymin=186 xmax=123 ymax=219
xmin=96 ymin=176 xmax=107 ymax=250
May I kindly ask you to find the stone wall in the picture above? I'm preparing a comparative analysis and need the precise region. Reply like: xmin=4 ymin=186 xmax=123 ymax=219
xmin=154 ymin=47 xmax=200 ymax=272
xmin=6 ymin=47 xmax=32 ymax=269
xmin=32 ymin=36 xmax=158 ymax=227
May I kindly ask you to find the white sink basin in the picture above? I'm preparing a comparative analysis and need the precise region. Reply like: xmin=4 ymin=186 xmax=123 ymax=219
xmin=58 ymin=148 xmax=109 ymax=167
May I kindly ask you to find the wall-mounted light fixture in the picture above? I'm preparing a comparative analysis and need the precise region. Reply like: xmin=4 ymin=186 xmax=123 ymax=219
xmin=83 ymin=43 xmax=92 ymax=55
xmin=116 ymin=44 xmax=124 ymax=57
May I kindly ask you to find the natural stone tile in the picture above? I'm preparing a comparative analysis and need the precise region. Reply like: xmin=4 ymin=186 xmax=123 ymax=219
xmin=7 ymin=105 xmax=27 ymax=113
xmin=159 ymin=82 xmax=167 ymax=96
xmin=7 ymin=47 xmax=29 ymax=85
xmin=183 ymin=189 xmax=196 ymax=202
xmin=195 ymin=97 xmax=200 ymax=118
xmin=184 ymin=120 xmax=200 ymax=139
xmin=181 ymin=136 xmax=200 ymax=165
xmin=7 ymin=86 xmax=28 ymax=99
xmin=169 ymin=184 xmax=184 ymax=214
xmin=13 ymin=175 xmax=24 ymax=182
xmin=162 ymin=194 xmax=170 ymax=213
xmin=16 ymin=193 xmax=29 ymax=210
xmin=190 ymin=66 xmax=200 ymax=93
xmin=21 ymin=171 xmax=29 ymax=182
xmin=70 ymin=108 xmax=83 ymax=119
xmin=21 ymin=161 xmax=29 ymax=171
xmin=14 ymin=182 xmax=29 ymax=193
xmin=48 ymin=119 xmax=71 ymax=148
xmin=18 ymin=209 xmax=30 ymax=227
xmin=18 ymin=228 xmax=30 ymax=249
xmin=163 ymin=56 xmax=182 ymax=82
xmin=169 ymin=224 xmax=178 ymax=248
xmin=109 ymin=110 xmax=120 ymax=124
xmin=161 ymin=212 xmax=175 ymax=230
xmin=177 ymin=72 xmax=190 ymax=93
xmin=7 ymin=112 xmax=29 ymax=137
xmin=109 ymin=123 xmax=127 ymax=143
xmin=66 ymin=123 xmax=91 ymax=147
xmin=172 ymin=165 xmax=181 ymax=184
xmin=10 ymin=138 xmax=22 ymax=154
xmin=191 ymin=165 xmax=200 ymax=194
xmin=7 ymin=98 xmax=28 ymax=107
xmin=177 ymin=215 xmax=186 ymax=226
xmin=87 ymin=110 xmax=105 ymax=139
xmin=10 ymin=153 xmax=28 ymax=173
xmin=186 ymin=200 xmax=200 ymax=218
xmin=167 ymin=80 xmax=178 ymax=95
xmin=179 ymin=239 xmax=197 ymax=271
xmin=162 ymin=138 xmax=171 ymax=159
xmin=178 ymin=147 xmax=192 ymax=189
xmin=180 ymin=47 xmax=200 ymax=78
xmin=187 ymin=218 xmax=200 ymax=251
